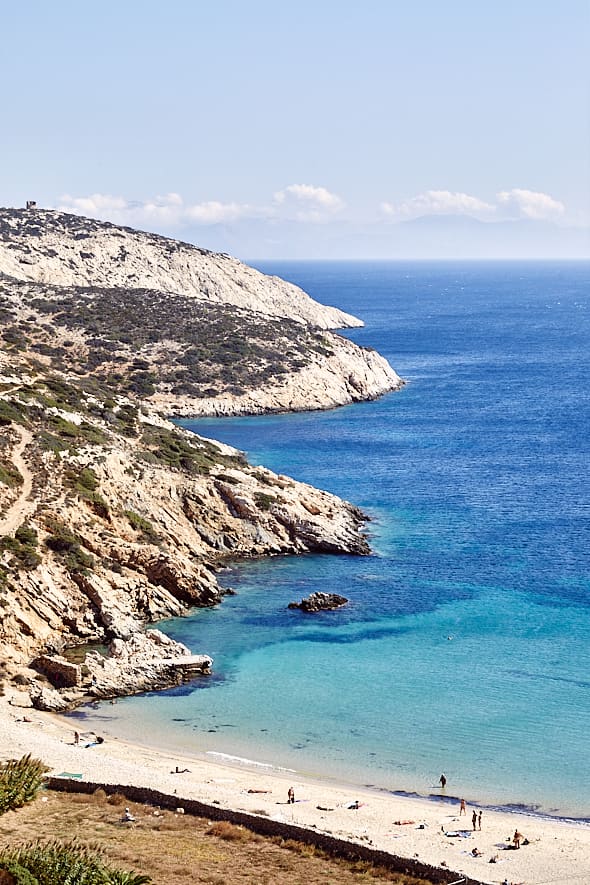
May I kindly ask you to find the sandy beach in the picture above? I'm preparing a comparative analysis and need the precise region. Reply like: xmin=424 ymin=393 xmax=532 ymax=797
xmin=2 ymin=696 xmax=589 ymax=885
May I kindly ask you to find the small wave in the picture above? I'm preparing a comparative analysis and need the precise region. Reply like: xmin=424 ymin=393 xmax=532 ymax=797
xmin=206 ymin=751 xmax=295 ymax=773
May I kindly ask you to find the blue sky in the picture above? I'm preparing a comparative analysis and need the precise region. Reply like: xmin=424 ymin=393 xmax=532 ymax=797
xmin=2 ymin=0 xmax=589 ymax=257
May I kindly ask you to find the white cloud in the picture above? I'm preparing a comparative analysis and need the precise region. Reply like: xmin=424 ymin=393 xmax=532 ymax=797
xmin=58 ymin=193 xmax=130 ymax=214
xmin=185 ymin=201 xmax=250 ymax=224
xmin=381 ymin=190 xmax=495 ymax=220
xmin=56 ymin=193 xmax=252 ymax=228
xmin=56 ymin=185 xmax=344 ymax=228
xmin=273 ymin=183 xmax=344 ymax=221
xmin=56 ymin=185 xmax=570 ymax=235
xmin=380 ymin=188 xmax=567 ymax=224
xmin=496 ymin=188 xmax=565 ymax=221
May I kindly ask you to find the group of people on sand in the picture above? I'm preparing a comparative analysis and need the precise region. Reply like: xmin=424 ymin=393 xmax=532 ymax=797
xmin=440 ymin=776 xmax=485 ymax=832
xmin=458 ymin=797 xmax=483 ymax=830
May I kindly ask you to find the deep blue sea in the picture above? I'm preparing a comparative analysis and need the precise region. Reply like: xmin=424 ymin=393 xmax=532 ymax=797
xmin=79 ymin=262 xmax=590 ymax=818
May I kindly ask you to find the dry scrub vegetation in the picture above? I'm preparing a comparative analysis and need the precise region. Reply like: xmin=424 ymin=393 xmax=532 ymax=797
xmin=0 ymin=789 xmax=433 ymax=885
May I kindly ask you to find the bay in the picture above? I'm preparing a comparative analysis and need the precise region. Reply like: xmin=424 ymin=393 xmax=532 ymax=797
xmin=78 ymin=261 xmax=590 ymax=818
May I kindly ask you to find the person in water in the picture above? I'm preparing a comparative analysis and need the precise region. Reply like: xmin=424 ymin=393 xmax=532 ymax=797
xmin=439 ymin=773 xmax=447 ymax=789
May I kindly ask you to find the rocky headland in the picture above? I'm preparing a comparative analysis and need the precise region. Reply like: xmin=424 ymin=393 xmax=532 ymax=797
xmin=0 ymin=207 xmax=403 ymax=712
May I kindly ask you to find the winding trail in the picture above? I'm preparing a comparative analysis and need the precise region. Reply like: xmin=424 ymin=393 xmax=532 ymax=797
xmin=0 ymin=424 xmax=34 ymax=535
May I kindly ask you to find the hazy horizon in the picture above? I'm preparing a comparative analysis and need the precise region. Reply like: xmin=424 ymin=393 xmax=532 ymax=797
xmin=3 ymin=1 xmax=588 ymax=260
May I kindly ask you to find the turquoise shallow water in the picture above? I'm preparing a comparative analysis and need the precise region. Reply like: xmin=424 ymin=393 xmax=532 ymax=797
xmin=75 ymin=262 xmax=590 ymax=818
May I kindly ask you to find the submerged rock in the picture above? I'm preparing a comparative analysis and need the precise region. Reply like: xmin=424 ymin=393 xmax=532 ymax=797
xmin=288 ymin=592 xmax=349 ymax=612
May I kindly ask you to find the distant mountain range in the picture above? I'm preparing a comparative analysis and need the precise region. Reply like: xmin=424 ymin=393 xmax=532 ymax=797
xmin=183 ymin=214 xmax=590 ymax=261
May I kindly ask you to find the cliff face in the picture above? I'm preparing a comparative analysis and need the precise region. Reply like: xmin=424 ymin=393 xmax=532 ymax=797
xmin=0 ymin=208 xmax=402 ymax=710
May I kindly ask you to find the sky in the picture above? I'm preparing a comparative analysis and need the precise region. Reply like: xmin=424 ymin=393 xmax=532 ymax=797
xmin=2 ymin=0 xmax=589 ymax=258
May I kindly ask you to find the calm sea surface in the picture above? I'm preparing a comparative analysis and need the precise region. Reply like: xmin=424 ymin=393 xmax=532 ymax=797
xmin=77 ymin=262 xmax=590 ymax=818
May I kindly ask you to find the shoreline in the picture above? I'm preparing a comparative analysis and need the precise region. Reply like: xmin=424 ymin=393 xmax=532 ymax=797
xmin=3 ymin=696 xmax=590 ymax=884
xmin=70 ymin=706 xmax=590 ymax=826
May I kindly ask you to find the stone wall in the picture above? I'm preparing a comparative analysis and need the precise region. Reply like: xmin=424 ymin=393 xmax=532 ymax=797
xmin=48 ymin=777 xmax=482 ymax=885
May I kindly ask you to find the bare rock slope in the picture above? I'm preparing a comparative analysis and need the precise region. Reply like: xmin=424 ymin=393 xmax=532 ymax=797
xmin=0 ymin=208 xmax=358 ymax=329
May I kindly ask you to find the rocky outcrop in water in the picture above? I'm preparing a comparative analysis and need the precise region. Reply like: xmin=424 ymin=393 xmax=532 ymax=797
xmin=288 ymin=592 xmax=349 ymax=612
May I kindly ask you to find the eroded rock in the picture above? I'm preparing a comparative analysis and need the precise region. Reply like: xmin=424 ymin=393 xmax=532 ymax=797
xmin=288 ymin=592 xmax=349 ymax=612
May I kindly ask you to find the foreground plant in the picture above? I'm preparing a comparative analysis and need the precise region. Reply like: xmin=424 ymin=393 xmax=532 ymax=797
xmin=0 ymin=839 xmax=151 ymax=884
xmin=0 ymin=755 xmax=48 ymax=814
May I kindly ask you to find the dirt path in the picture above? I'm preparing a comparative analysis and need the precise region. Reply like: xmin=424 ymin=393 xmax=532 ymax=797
xmin=0 ymin=425 xmax=35 ymax=535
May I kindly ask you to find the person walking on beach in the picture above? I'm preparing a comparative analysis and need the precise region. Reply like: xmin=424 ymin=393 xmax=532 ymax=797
xmin=73 ymin=731 xmax=79 ymax=746
xmin=478 ymin=810 xmax=482 ymax=830
xmin=472 ymin=809 xmax=477 ymax=831
xmin=439 ymin=773 xmax=447 ymax=789
xmin=459 ymin=798 xmax=466 ymax=815
xmin=287 ymin=787 xmax=295 ymax=804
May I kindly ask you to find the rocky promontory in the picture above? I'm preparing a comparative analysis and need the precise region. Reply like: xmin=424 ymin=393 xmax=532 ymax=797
xmin=0 ymin=207 xmax=402 ymax=711
xmin=0 ymin=208 xmax=403 ymax=416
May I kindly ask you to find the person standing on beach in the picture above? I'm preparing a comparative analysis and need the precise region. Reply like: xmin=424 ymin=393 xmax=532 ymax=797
xmin=439 ymin=773 xmax=447 ymax=789
xmin=472 ymin=809 xmax=477 ymax=831
xmin=478 ymin=810 xmax=482 ymax=830
xmin=459 ymin=798 xmax=466 ymax=815
xmin=287 ymin=787 xmax=295 ymax=804
xmin=74 ymin=731 xmax=79 ymax=746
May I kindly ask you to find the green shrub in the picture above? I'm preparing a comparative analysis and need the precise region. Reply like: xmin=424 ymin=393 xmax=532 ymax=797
xmin=75 ymin=468 xmax=99 ymax=493
xmin=0 ymin=525 xmax=41 ymax=571
xmin=0 ymin=754 xmax=48 ymax=814
xmin=47 ymin=417 xmax=106 ymax=447
xmin=44 ymin=522 xmax=94 ymax=575
xmin=78 ymin=422 xmax=107 ymax=445
xmin=48 ymin=415 xmax=79 ymax=438
xmin=15 ymin=524 xmax=38 ymax=547
xmin=66 ymin=468 xmax=110 ymax=520
xmin=140 ymin=427 xmax=246 ymax=476
xmin=36 ymin=431 xmax=68 ymax=454
xmin=254 ymin=492 xmax=277 ymax=511
xmin=0 ymin=859 xmax=39 ymax=884
xmin=123 ymin=510 xmax=160 ymax=544
xmin=43 ymin=377 xmax=82 ymax=409
xmin=0 ymin=838 xmax=152 ymax=884
xmin=44 ymin=523 xmax=79 ymax=553
xmin=0 ymin=460 xmax=23 ymax=488
xmin=0 ymin=400 xmax=28 ymax=427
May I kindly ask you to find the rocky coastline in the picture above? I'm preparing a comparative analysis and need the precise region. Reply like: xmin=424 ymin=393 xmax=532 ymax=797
xmin=0 ymin=207 xmax=403 ymax=713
